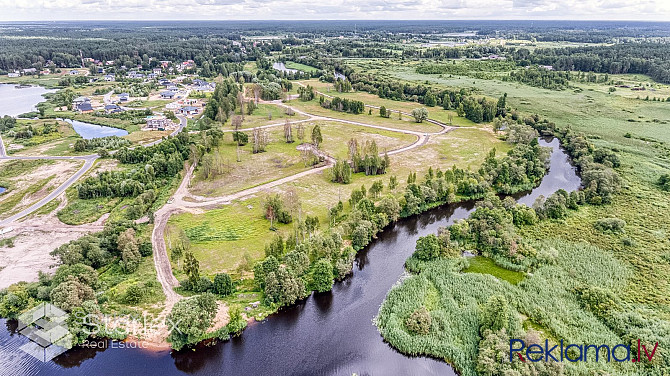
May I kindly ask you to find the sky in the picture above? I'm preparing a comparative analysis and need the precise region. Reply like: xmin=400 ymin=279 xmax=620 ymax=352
xmin=0 ymin=0 xmax=669 ymax=21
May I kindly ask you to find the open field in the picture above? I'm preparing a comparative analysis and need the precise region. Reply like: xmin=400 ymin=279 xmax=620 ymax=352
xmin=286 ymin=96 xmax=444 ymax=133
xmin=189 ymin=127 xmax=311 ymax=197
xmin=0 ymin=158 xmax=82 ymax=220
xmin=299 ymin=79 xmax=477 ymax=127
xmin=317 ymin=120 xmax=418 ymax=159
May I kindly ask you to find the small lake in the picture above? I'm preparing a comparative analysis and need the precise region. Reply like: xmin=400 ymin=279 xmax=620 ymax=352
xmin=272 ymin=62 xmax=298 ymax=74
xmin=0 ymin=138 xmax=581 ymax=376
xmin=0 ymin=84 xmax=54 ymax=117
xmin=65 ymin=119 xmax=128 ymax=139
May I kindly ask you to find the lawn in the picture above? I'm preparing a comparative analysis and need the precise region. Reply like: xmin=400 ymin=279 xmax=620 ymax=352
xmin=166 ymin=197 xmax=292 ymax=276
xmin=285 ymin=61 xmax=319 ymax=73
xmin=463 ymin=256 xmax=524 ymax=285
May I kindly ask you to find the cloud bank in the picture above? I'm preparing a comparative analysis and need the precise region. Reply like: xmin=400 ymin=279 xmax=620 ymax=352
xmin=0 ymin=0 xmax=668 ymax=21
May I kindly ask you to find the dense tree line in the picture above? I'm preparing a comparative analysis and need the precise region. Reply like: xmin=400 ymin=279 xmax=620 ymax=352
xmin=319 ymin=96 xmax=364 ymax=114
xmin=78 ymin=133 xmax=193 ymax=199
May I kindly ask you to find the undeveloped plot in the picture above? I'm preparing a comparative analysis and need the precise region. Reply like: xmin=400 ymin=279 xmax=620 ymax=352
xmin=391 ymin=126 xmax=509 ymax=174
xmin=0 ymin=159 xmax=83 ymax=220
xmin=316 ymin=120 xmax=418 ymax=160
xmin=188 ymin=127 xmax=312 ymax=198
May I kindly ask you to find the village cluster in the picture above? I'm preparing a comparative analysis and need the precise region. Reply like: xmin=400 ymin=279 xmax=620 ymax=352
xmin=9 ymin=59 xmax=215 ymax=131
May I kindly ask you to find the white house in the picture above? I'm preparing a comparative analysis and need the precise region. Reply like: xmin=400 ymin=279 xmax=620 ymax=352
xmin=7 ymin=72 xmax=20 ymax=78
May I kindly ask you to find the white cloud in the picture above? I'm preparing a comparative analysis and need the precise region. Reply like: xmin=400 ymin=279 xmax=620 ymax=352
xmin=0 ymin=0 xmax=668 ymax=20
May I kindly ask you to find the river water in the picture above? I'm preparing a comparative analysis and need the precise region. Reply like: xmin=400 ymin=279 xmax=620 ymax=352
xmin=0 ymin=138 xmax=580 ymax=376
xmin=0 ymin=84 xmax=54 ymax=117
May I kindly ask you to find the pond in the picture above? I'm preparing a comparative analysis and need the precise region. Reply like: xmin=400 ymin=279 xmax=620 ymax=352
xmin=272 ymin=62 xmax=298 ymax=74
xmin=0 ymin=84 xmax=55 ymax=117
xmin=65 ymin=119 xmax=128 ymax=139
xmin=1 ymin=138 xmax=580 ymax=376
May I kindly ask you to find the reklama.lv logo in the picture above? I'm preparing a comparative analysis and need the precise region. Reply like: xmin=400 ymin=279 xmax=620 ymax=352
xmin=510 ymin=339 xmax=659 ymax=363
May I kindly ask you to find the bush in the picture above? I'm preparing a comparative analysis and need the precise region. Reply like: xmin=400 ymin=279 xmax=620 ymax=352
xmin=414 ymin=234 xmax=441 ymax=261
xmin=123 ymin=284 xmax=145 ymax=304
xmin=405 ymin=306 xmax=431 ymax=334
xmin=213 ymin=273 xmax=234 ymax=296
xmin=594 ymin=218 xmax=626 ymax=233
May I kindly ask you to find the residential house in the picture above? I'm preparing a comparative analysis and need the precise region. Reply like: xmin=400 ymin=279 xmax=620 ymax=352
xmin=118 ymin=93 xmax=129 ymax=102
xmin=153 ymin=68 xmax=162 ymax=75
xmin=77 ymin=102 xmax=94 ymax=114
xmin=147 ymin=73 xmax=158 ymax=79
xmin=73 ymin=96 xmax=90 ymax=105
xmin=104 ymin=104 xmax=123 ymax=114
xmin=145 ymin=116 xmax=172 ymax=130
xmin=104 ymin=74 xmax=115 ymax=82
xmin=160 ymin=91 xmax=176 ymax=99
xmin=69 ymin=70 xmax=80 ymax=75
xmin=180 ymin=106 xmax=199 ymax=116
xmin=22 ymin=68 xmax=37 ymax=75
xmin=159 ymin=79 xmax=171 ymax=86
xmin=7 ymin=72 xmax=20 ymax=78
xmin=166 ymin=102 xmax=182 ymax=110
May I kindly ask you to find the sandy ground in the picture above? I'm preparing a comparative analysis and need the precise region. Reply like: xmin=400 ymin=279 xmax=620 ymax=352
xmin=0 ymin=197 xmax=104 ymax=289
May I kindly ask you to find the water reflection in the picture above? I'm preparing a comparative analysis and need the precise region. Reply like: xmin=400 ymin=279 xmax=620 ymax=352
xmin=2 ymin=138 xmax=580 ymax=376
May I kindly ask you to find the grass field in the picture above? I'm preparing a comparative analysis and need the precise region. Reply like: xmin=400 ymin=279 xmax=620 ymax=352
xmin=316 ymin=120 xmax=418 ymax=159
xmin=166 ymin=197 xmax=294 ymax=276
xmin=234 ymin=103 xmax=309 ymax=129
xmin=286 ymin=96 xmax=444 ymax=133
xmin=0 ymin=159 xmax=81 ymax=220
xmin=285 ymin=61 xmax=319 ymax=73
xmin=463 ymin=256 xmax=524 ymax=285
xmin=298 ymin=79 xmax=477 ymax=127
xmin=1 ymin=119 xmax=84 ymax=156
xmin=189 ymin=127 xmax=310 ymax=197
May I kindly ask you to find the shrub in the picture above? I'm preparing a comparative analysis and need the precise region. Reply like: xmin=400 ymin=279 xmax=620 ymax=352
xmin=405 ymin=306 xmax=431 ymax=334
xmin=594 ymin=218 xmax=626 ymax=233
xmin=123 ymin=284 xmax=145 ymax=304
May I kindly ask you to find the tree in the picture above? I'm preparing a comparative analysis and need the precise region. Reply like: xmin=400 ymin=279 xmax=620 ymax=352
xmin=414 ymin=234 xmax=441 ymax=261
xmin=284 ymin=119 xmax=293 ymax=143
xmin=311 ymin=259 xmax=334 ymax=292
xmin=296 ymin=123 xmax=305 ymax=141
xmin=379 ymin=106 xmax=387 ymax=117
xmin=263 ymin=265 xmax=305 ymax=306
xmin=405 ymin=306 xmax=431 ymax=334
xmin=311 ymin=124 xmax=323 ymax=148
xmin=331 ymin=159 xmax=352 ymax=184
xmin=213 ymin=273 xmax=234 ymax=296
xmin=183 ymin=252 xmax=200 ymax=286
xmin=50 ymin=276 xmax=96 ymax=312
xmin=118 ymin=228 xmax=141 ymax=273
xmin=166 ymin=293 xmax=218 ymax=350
xmin=479 ymin=295 xmax=520 ymax=335
xmin=411 ymin=107 xmax=429 ymax=123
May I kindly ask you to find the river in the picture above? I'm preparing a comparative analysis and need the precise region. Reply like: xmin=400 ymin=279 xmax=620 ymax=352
xmin=0 ymin=138 xmax=581 ymax=376
xmin=0 ymin=84 xmax=54 ymax=117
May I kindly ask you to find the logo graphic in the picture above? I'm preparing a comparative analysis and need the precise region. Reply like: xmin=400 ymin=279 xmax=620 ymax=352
xmin=17 ymin=303 xmax=73 ymax=362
